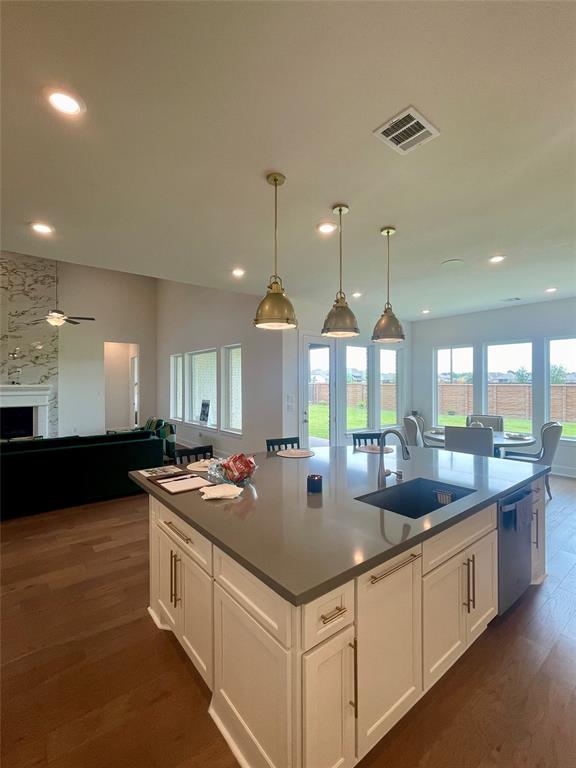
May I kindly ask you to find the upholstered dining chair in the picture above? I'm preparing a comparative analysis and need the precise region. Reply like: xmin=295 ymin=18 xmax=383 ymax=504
xmin=403 ymin=416 xmax=424 ymax=447
xmin=466 ymin=414 xmax=504 ymax=431
xmin=506 ymin=421 xmax=562 ymax=499
xmin=445 ymin=426 xmax=494 ymax=457
xmin=266 ymin=436 xmax=300 ymax=452
xmin=352 ymin=432 xmax=382 ymax=448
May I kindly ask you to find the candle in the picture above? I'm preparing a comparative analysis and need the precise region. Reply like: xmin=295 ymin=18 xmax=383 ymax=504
xmin=307 ymin=474 xmax=322 ymax=494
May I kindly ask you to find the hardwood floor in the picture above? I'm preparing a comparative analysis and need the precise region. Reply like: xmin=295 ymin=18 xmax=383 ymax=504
xmin=2 ymin=477 xmax=575 ymax=768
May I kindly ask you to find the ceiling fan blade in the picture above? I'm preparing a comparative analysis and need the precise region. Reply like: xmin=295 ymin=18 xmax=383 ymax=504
xmin=64 ymin=318 xmax=80 ymax=325
xmin=66 ymin=316 xmax=96 ymax=321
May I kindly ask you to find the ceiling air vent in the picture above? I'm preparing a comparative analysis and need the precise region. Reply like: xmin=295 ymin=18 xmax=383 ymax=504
xmin=373 ymin=106 xmax=439 ymax=154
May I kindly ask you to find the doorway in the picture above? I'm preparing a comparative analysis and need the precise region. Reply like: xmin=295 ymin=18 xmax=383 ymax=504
xmin=300 ymin=335 xmax=336 ymax=448
xmin=104 ymin=342 xmax=140 ymax=431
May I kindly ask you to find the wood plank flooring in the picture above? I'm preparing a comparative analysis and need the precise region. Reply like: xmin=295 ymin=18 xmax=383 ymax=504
xmin=2 ymin=477 xmax=575 ymax=768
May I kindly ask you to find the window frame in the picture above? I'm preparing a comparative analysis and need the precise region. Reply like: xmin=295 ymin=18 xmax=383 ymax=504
xmin=169 ymin=353 xmax=184 ymax=422
xmin=185 ymin=348 xmax=219 ymax=430
xmin=433 ymin=345 xmax=475 ymax=427
xmin=221 ymin=344 xmax=243 ymax=435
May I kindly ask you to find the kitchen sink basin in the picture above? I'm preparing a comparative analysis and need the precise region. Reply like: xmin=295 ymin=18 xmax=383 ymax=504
xmin=356 ymin=477 xmax=475 ymax=519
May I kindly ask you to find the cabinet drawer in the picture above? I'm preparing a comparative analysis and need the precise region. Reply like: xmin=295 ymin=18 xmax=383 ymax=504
xmin=152 ymin=498 xmax=212 ymax=574
xmin=214 ymin=548 xmax=293 ymax=647
xmin=302 ymin=581 xmax=354 ymax=651
xmin=422 ymin=504 xmax=496 ymax=574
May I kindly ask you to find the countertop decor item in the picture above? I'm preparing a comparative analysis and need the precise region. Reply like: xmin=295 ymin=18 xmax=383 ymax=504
xmin=372 ymin=226 xmax=405 ymax=343
xmin=276 ymin=448 xmax=315 ymax=458
xmin=253 ymin=172 xmax=298 ymax=330
xmin=307 ymin=473 xmax=323 ymax=493
xmin=321 ymin=203 xmax=359 ymax=337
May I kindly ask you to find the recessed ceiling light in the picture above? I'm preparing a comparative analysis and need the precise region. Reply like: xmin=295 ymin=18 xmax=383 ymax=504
xmin=317 ymin=222 xmax=337 ymax=234
xmin=421 ymin=308 xmax=431 ymax=314
xmin=30 ymin=222 xmax=54 ymax=235
xmin=441 ymin=258 xmax=464 ymax=267
xmin=352 ymin=292 xmax=362 ymax=299
xmin=47 ymin=90 xmax=85 ymax=116
xmin=232 ymin=268 xmax=245 ymax=278
xmin=545 ymin=287 xmax=557 ymax=293
xmin=490 ymin=255 xmax=506 ymax=263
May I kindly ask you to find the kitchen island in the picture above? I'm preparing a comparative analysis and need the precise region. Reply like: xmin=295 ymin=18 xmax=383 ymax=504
xmin=131 ymin=446 xmax=549 ymax=768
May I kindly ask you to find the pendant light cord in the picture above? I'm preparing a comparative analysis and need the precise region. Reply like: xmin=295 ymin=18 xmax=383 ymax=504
xmin=386 ymin=231 xmax=391 ymax=308
xmin=338 ymin=206 xmax=343 ymax=297
xmin=273 ymin=178 xmax=278 ymax=280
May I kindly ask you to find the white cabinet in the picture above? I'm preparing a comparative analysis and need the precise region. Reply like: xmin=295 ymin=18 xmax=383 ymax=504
xmin=423 ymin=530 xmax=498 ymax=691
xmin=356 ymin=547 xmax=423 ymax=759
xmin=302 ymin=626 xmax=356 ymax=768
xmin=157 ymin=527 xmax=179 ymax=631
xmin=211 ymin=583 xmax=292 ymax=768
xmin=179 ymin=553 xmax=213 ymax=688
xmin=531 ymin=497 xmax=546 ymax=584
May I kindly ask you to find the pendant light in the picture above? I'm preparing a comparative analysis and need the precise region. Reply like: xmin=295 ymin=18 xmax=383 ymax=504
xmin=372 ymin=226 xmax=405 ymax=343
xmin=321 ymin=204 xmax=359 ymax=337
xmin=253 ymin=172 xmax=298 ymax=330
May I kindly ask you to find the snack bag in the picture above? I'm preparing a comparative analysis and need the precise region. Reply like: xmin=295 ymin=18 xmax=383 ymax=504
xmin=222 ymin=453 xmax=256 ymax=483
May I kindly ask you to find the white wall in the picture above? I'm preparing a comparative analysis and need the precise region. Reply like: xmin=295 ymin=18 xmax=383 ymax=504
xmin=156 ymin=280 xmax=284 ymax=455
xmin=58 ymin=262 xmax=156 ymax=436
xmin=104 ymin=342 xmax=134 ymax=429
xmin=411 ymin=298 xmax=576 ymax=476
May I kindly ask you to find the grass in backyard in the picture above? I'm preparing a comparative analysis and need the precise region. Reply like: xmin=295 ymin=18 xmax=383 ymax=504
xmin=438 ymin=413 xmax=576 ymax=438
xmin=308 ymin=404 xmax=397 ymax=440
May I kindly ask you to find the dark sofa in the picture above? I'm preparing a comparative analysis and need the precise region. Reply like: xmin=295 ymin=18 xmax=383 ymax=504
xmin=1 ymin=430 xmax=164 ymax=520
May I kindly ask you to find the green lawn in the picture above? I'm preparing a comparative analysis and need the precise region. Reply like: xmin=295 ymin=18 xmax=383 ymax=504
xmin=309 ymin=404 xmax=576 ymax=440
xmin=309 ymin=404 xmax=396 ymax=440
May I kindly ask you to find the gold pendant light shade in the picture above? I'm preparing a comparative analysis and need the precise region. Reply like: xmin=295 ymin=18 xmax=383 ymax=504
xmin=254 ymin=172 xmax=298 ymax=331
xmin=372 ymin=227 xmax=405 ymax=343
xmin=322 ymin=204 xmax=359 ymax=338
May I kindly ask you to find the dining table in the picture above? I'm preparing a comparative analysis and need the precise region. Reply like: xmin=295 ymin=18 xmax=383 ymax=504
xmin=423 ymin=428 xmax=536 ymax=456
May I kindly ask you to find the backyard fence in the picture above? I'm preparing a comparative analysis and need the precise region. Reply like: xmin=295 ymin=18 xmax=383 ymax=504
xmin=310 ymin=381 xmax=576 ymax=422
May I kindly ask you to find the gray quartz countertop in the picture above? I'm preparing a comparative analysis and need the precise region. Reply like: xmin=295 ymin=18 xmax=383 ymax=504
xmin=130 ymin=446 xmax=549 ymax=606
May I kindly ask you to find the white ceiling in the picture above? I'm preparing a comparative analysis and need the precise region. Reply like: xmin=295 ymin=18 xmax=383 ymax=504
xmin=2 ymin=1 xmax=575 ymax=326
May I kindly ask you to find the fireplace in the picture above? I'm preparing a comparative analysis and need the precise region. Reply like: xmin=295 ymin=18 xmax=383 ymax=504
xmin=0 ymin=406 xmax=33 ymax=439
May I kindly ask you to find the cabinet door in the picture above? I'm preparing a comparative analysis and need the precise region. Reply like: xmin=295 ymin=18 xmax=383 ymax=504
xmin=466 ymin=530 xmax=498 ymax=644
xmin=302 ymin=626 xmax=355 ymax=768
xmin=157 ymin=528 xmax=179 ymax=630
xmin=531 ymin=498 xmax=546 ymax=584
xmin=422 ymin=552 xmax=467 ymax=691
xmin=212 ymin=584 xmax=291 ymax=768
xmin=178 ymin=553 xmax=213 ymax=689
xmin=357 ymin=552 xmax=423 ymax=759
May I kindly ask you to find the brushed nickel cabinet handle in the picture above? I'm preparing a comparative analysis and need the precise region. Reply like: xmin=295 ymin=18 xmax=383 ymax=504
xmin=349 ymin=638 xmax=358 ymax=719
xmin=369 ymin=553 xmax=421 ymax=585
xmin=533 ymin=509 xmax=539 ymax=549
xmin=170 ymin=550 xmax=175 ymax=605
xmin=463 ymin=558 xmax=471 ymax=613
xmin=320 ymin=605 xmax=347 ymax=625
xmin=174 ymin=555 xmax=181 ymax=605
xmin=470 ymin=554 xmax=476 ymax=610
xmin=164 ymin=520 xmax=192 ymax=545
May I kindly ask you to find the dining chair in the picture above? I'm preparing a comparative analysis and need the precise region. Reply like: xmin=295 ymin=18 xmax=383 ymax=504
xmin=175 ymin=444 xmax=214 ymax=465
xmin=506 ymin=421 xmax=562 ymax=499
xmin=352 ymin=432 xmax=382 ymax=447
xmin=445 ymin=426 xmax=494 ymax=457
xmin=403 ymin=416 xmax=424 ymax=447
xmin=466 ymin=414 xmax=504 ymax=431
xmin=266 ymin=436 xmax=300 ymax=452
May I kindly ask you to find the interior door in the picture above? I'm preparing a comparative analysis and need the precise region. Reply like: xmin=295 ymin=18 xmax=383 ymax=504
xmin=130 ymin=354 xmax=139 ymax=427
xmin=300 ymin=335 xmax=335 ymax=448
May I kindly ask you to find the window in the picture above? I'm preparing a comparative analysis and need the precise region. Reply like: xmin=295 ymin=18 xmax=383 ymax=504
xmin=188 ymin=349 xmax=217 ymax=427
xmin=379 ymin=349 xmax=397 ymax=427
xmin=549 ymin=338 xmax=576 ymax=438
xmin=169 ymin=354 xmax=183 ymax=420
xmin=486 ymin=342 xmax=532 ymax=433
xmin=222 ymin=345 xmax=242 ymax=432
xmin=346 ymin=346 xmax=368 ymax=431
xmin=436 ymin=347 xmax=474 ymax=426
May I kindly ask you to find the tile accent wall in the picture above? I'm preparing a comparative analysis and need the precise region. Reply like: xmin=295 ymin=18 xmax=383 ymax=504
xmin=0 ymin=251 xmax=59 ymax=436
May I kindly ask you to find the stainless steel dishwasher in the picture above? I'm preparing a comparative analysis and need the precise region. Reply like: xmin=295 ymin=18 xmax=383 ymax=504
xmin=498 ymin=488 xmax=533 ymax=615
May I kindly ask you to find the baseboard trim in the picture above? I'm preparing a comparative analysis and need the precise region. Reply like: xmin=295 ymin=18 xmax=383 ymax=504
xmin=147 ymin=605 xmax=171 ymax=631
xmin=209 ymin=705 xmax=253 ymax=768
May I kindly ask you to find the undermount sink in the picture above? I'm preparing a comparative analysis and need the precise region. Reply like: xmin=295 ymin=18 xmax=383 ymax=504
xmin=356 ymin=477 xmax=475 ymax=519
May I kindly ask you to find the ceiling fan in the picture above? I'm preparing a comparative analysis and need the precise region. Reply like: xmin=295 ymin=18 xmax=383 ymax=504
xmin=30 ymin=263 xmax=96 ymax=327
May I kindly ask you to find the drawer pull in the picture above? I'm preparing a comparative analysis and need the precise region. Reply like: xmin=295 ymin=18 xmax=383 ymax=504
xmin=369 ymin=553 xmax=421 ymax=584
xmin=320 ymin=605 xmax=347 ymax=625
xmin=164 ymin=520 xmax=192 ymax=544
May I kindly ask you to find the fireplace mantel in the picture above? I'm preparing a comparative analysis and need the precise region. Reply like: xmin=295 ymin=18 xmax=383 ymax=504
xmin=0 ymin=385 xmax=52 ymax=437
